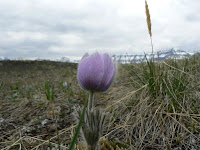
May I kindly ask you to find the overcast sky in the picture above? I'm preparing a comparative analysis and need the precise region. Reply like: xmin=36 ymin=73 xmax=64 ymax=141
xmin=0 ymin=0 xmax=200 ymax=60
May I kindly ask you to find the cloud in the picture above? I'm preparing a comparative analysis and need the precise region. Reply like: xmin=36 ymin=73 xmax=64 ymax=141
xmin=0 ymin=0 xmax=199 ymax=59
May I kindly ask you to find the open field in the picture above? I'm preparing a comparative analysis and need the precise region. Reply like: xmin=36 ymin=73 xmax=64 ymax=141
xmin=0 ymin=55 xmax=200 ymax=149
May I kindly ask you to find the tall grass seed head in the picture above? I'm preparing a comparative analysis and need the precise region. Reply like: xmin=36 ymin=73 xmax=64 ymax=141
xmin=145 ymin=0 xmax=152 ymax=37
xmin=77 ymin=52 xmax=116 ymax=92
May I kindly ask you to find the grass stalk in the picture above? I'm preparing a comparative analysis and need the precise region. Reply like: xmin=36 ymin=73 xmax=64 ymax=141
xmin=145 ymin=0 xmax=157 ymax=98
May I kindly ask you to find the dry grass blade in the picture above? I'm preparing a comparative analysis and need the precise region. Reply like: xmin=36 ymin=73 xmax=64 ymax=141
xmin=163 ymin=61 xmax=193 ymax=76
xmin=160 ymin=112 xmax=200 ymax=117
xmin=167 ymin=114 xmax=199 ymax=139
xmin=145 ymin=0 xmax=152 ymax=37
xmin=1 ymin=137 xmax=23 ymax=150
xmin=104 ymin=84 xmax=147 ymax=110
xmin=25 ymin=136 xmax=68 ymax=149
xmin=31 ymin=125 xmax=76 ymax=150
xmin=102 ymin=124 xmax=131 ymax=138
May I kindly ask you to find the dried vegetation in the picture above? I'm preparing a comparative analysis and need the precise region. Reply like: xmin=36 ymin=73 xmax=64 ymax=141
xmin=0 ymin=55 xmax=200 ymax=149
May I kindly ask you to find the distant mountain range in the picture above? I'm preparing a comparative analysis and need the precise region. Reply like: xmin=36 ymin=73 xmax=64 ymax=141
xmin=0 ymin=56 xmax=71 ymax=63
xmin=0 ymin=57 xmax=10 ymax=61
xmin=35 ymin=57 xmax=70 ymax=62
xmin=0 ymin=49 xmax=199 ymax=63
xmin=113 ymin=49 xmax=198 ymax=64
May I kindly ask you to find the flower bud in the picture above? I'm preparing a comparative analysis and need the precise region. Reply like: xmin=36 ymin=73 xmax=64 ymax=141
xmin=77 ymin=52 xmax=116 ymax=92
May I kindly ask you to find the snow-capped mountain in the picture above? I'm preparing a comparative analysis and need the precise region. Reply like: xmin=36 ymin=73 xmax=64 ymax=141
xmin=59 ymin=57 xmax=70 ymax=62
xmin=0 ymin=56 xmax=71 ymax=62
xmin=4 ymin=57 xmax=10 ymax=60
xmin=113 ymin=49 xmax=197 ymax=64
xmin=35 ymin=57 xmax=70 ymax=62
xmin=0 ymin=57 xmax=10 ymax=61
xmin=35 ymin=58 xmax=50 ymax=61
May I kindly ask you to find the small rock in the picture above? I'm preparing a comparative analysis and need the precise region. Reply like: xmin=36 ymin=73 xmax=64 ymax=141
xmin=0 ymin=117 xmax=4 ymax=126
xmin=41 ymin=119 xmax=48 ymax=126
xmin=55 ymin=106 xmax=61 ymax=114
xmin=191 ymin=137 xmax=196 ymax=144
xmin=63 ymin=81 xmax=68 ymax=88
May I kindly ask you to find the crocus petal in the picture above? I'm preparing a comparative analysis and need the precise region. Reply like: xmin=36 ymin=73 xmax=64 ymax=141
xmin=96 ymin=53 xmax=114 ymax=91
xmin=102 ymin=67 xmax=116 ymax=91
xmin=81 ymin=52 xmax=89 ymax=60
xmin=99 ymin=53 xmax=116 ymax=91
xmin=78 ymin=52 xmax=104 ymax=91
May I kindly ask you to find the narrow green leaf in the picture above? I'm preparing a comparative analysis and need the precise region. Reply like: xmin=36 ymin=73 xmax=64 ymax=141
xmin=69 ymin=97 xmax=88 ymax=150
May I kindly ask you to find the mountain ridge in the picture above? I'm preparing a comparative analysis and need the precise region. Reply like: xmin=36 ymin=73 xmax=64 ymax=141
xmin=0 ymin=49 xmax=199 ymax=63
xmin=113 ymin=49 xmax=197 ymax=64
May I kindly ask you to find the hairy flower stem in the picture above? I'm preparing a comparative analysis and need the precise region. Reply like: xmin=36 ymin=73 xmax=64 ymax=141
xmin=88 ymin=91 xmax=94 ymax=111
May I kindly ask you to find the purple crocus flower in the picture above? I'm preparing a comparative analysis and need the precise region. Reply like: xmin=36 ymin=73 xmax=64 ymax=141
xmin=77 ymin=52 xmax=116 ymax=92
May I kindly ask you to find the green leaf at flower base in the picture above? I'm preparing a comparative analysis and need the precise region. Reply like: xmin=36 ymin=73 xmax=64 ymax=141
xmin=69 ymin=96 xmax=88 ymax=150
